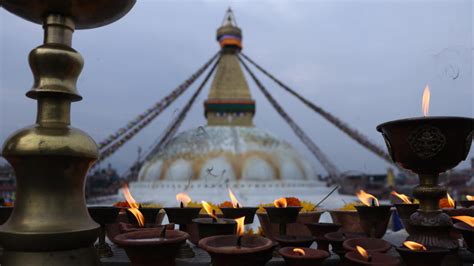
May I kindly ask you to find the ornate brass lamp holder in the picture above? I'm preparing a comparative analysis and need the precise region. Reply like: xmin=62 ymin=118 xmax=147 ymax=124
xmin=0 ymin=1 xmax=135 ymax=265
xmin=377 ymin=117 xmax=473 ymax=249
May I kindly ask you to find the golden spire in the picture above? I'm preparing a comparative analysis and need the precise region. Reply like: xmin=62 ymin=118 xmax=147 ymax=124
xmin=205 ymin=9 xmax=255 ymax=127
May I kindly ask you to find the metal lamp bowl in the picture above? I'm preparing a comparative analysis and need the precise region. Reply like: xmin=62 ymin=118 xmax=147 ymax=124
xmin=2 ymin=0 xmax=136 ymax=29
xmin=164 ymin=207 xmax=202 ymax=225
xmin=355 ymin=205 xmax=392 ymax=238
xmin=394 ymin=204 xmax=419 ymax=234
xmin=263 ymin=206 xmax=302 ymax=224
xmin=88 ymin=206 xmax=120 ymax=225
xmin=220 ymin=207 xmax=258 ymax=224
xmin=192 ymin=218 xmax=237 ymax=240
xmin=126 ymin=207 xmax=162 ymax=226
xmin=376 ymin=117 xmax=473 ymax=174
xmin=453 ymin=222 xmax=473 ymax=253
xmin=458 ymin=200 xmax=474 ymax=208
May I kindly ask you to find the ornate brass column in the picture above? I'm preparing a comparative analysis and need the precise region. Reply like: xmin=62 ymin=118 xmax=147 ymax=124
xmin=1 ymin=1 xmax=135 ymax=265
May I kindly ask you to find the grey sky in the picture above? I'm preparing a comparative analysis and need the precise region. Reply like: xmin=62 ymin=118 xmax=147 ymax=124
xmin=1 ymin=0 xmax=473 ymax=175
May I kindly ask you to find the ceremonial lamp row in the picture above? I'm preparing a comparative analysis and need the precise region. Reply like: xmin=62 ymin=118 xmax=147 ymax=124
xmin=1 ymin=0 xmax=473 ymax=266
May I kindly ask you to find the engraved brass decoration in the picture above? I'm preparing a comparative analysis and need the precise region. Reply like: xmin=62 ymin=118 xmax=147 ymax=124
xmin=408 ymin=126 xmax=446 ymax=159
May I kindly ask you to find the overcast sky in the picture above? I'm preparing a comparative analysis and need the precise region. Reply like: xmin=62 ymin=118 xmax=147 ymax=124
xmin=1 ymin=0 xmax=473 ymax=176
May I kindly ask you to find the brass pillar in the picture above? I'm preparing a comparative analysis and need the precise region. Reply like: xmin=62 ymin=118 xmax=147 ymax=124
xmin=1 ymin=1 xmax=136 ymax=265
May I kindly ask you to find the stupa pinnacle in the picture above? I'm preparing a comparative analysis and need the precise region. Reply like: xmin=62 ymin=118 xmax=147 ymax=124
xmin=205 ymin=8 xmax=255 ymax=127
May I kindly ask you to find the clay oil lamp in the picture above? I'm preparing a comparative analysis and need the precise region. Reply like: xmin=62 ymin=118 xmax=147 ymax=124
xmin=345 ymin=245 xmax=399 ymax=266
xmin=199 ymin=217 xmax=276 ymax=266
xmin=192 ymin=201 xmax=236 ymax=240
xmin=114 ymin=227 xmax=189 ymax=266
xmin=452 ymin=216 xmax=474 ymax=253
xmin=392 ymin=191 xmax=419 ymax=234
xmin=376 ymin=85 xmax=473 ymax=248
xmin=324 ymin=232 xmax=364 ymax=259
xmin=220 ymin=188 xmax=258 ymax=224
xmin=305 ymin=222 xmax=341 ymax=251
xmin=0 ymin=206 xmax=13 ymax=225
xmin=88 ymin=206 xmax=120 ymax=258
xmin=396 ymin=241 xmax=450 ymax=266
xmin=441 ymin=193 xmax=474 ymax=217
xmin=354 ymin=190 xmax=392 ymax=238
xmin=343 ymin=237 xmax=392 ymax=254
xmin=458 ymin=195 xmax=474 ymax=208
xmin=279 ymin=247 xmax=330 ymax=266
xmin=164 ymin=192 xmax=201 ymax=258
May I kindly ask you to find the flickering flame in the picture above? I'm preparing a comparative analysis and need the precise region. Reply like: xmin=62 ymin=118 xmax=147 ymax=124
xmin=356 ymin=190 xmax=379 ymax=206
xmin=447 ymin=193 xmax=455 ymax=208
xmin=356 ymin=245 xmax=369 ymax=261
xmin=273 ymin=197 xmax=288 ymax=208
xmin=176 ymin=192 xmax=192 ymax=207
xmin=121 ymin=184 xmax=145 ymax=227
xmin=466 ymin=195 xmax=474 ymax=201
xmin=403 ymin=241 xmax=427 ymax=251
xmin=452 ymin=216 xmax=474 ymax=227
xmin=391 ymin=191 xmax=412 ymax=204
xmin=228 ymin=188 xmax=241 ymax=208
xmin=235 ymin=216 xmax=245 ymax=236
xmin=293 ymin=248 xmax=306 ymax=256
xmin=422 ymin=85 xmax=430 ymax=117
xmin=202 ymin=201 xmax=218 ymax=220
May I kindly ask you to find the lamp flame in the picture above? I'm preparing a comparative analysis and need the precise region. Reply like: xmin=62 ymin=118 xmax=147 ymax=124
xmin=422 ymin=85 xmax=430 ymax=117
xmin=202 ymin=201 xmax=218 ymax=220
xmin=176 ymin=192 xmax=192 ymax=207
xmin=228 ymin=188 xmax=241 ymax=208
xmin=447 ymin=193 xmax=455 ymax=208
xmin=356 ymin=190 xmax=379 ymax=206
xmin=391 ymin=191 xmax=412 ymax=204
xmin=293 ymin=248 xmax=305 ymax=256
xmin=235 ymin=216 xmax=245 ymax=236
xmin=273 ymin=197 xmax=288 ymax=208
xmin=403 ymin=241 xmax=427 ymax=251
xmin=356 ymin=245 xmax=369 ymax=261
xmin=121 ymin=184 xmax=145 ymax=227
xmin=466 ymin=195 xmax=474 ymax=201
xmin=452 ymin=216 xmax=474 ymax=227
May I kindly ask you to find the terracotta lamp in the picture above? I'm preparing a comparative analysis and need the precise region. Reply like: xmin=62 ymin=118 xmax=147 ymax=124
xmin=192 ymin=201 xmax=236 ymax=240
xmin=343 ymin=238 xmax=392 ymax=254
xmin=345 ymin=246 xmax=399 ymax=266
xmin=88 ymin=206 xmax=120 ymax=258
xmin=114 ymin=227 xmax=188 ymax=266
xmin=377 ymin=86 xmax=473 ymax=248
xmin=164 ymin=192 xmax=202 ymax=258
xmin=198 ymin=234 xmax=275 ymax=266
xmin=305 ymin=222 xmax=341 ymax=251
xmin=278 ymin=247 xmax=330 ymax=266
xmin=354 ymin=190 xmax=392 ymax=238
xmin=396 ymin=241 xmax=450 ymax=266
xmin=324 ymin=232 xmax=364 ymax=259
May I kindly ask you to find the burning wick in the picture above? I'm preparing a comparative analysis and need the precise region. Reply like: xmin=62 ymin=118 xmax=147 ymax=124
xmin=235 ymin=216 xmax=245 ymax=248
xmin=202 ymin=201 xmax=219 ymax=222
xmin=356 ymin=190 xmax=379 ymax=207
xmin=273 ymin=197 xmax=288 ymax=208
xmin=403 ymin=241 xmax=427 ymax=251
xmin=356 ymin=245 xmax=372 ymax=262
xmin=293 ymin=248 xmax=306 ymax=256
xmin=466 ymin=195 xmax=474 ymax=201
xmin=176 ymin=192 xmax=191 ymax=208
xmin=391 ymin=191 xmax=412 ymax=204
xmin=422 ymin=85 xmax=430 ymax=117
xmin=228 ymin=188 xmax=242 ymax=208
xmin=452 ymin=216 xmax=474 ymax=227
xmin=212 ymin=210 xmax=217 ymax=222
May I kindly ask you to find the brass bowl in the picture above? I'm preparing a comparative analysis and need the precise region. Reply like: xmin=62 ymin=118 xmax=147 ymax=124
xmin=328 ymin=210 xmax=364 ymax=233
xmin=2 ymin=0 xmax=136 ymax=29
